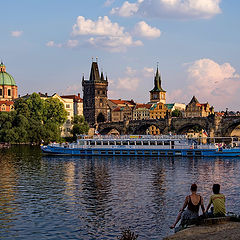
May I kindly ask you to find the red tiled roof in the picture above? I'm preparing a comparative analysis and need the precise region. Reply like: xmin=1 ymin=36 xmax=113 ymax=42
xmin=0 ymin=100 xmax=14 ymax=106
xmin=109 ymin=99 xmax=136 ymax=106
xmin=61 ymin=95 xmax=83 ymax=102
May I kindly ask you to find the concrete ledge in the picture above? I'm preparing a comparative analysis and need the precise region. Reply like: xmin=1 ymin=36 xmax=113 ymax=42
xmin=165 ymin=222 xmax=240 ymax=240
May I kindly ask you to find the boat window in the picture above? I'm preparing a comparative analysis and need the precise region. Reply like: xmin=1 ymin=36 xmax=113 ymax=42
xmin=130 ymin=150 xmax=135 ymax=154
xmin=122 ymin=141 xmax=128 ymax=145
xmin=164 ymin=141 xmax=170 ymax=145
xmin=109 ymin=141 xmax=115 ymax=145
xmin=129 ymin=141 xmax=135 ymax=145
xmin=145 ymin=151 xmax=150 ymax=154
xmin=150 ymin=141 xmax=156 ymax=145
xmin=122 ymin=151 xmax=128 ymax=154
xmin=171 ymin=141 xmax=175 ymax=146
xmin=103 ymin=141 xmax=108 ymax=145
xmin=90 ymin=141 xmax=95 ymax=145
xmin=159 ymin=151 xmax=165 ymax=155
xmin=136 ymin=141 xmax=142 ymax=145
xmin=116 ymin=141 xmax=122 ymax=145
xmin=152 ymin=151 xmax=158 ymax=155
xmin=108 ymin=151 xmax=113 ymax=155
xmin=137 ymin=150 xmax=143 ymax=154
xmin=157 ymin=141 xmax=163 ymax=145
xmin=96 ymin=141 xmax=102 ymax=145
xmin=115 ymin=151 xmax=120 ymax=154
xmin=143 ymin=141 xmax=149 ymax=145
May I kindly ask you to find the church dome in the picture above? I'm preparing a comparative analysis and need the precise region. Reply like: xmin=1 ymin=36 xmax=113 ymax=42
xmin=0 ymin=62 xmax=17 ymax=86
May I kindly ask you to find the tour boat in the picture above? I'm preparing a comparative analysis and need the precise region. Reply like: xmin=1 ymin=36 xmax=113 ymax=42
xmin=41 ymin=135 xmax=240 ymax=157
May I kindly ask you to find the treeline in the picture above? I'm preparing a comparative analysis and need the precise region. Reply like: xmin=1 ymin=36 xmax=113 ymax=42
xmin=0 ymin=93 xmax=88 ymax=144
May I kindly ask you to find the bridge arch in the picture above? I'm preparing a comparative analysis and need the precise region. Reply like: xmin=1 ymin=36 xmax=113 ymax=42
xmin=98 ymin=127 xmax=122 ymax=135
xmin=221 ymin=119 xmax=240 ymax=137
xmin=176 ymin=123 xmax=208 ymax=135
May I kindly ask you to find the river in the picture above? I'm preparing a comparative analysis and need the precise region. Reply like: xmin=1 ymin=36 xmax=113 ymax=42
xmin=0 ymin=145 xmax=240 ymax=239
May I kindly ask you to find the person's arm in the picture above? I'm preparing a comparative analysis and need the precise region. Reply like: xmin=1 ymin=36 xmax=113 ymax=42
xmin=179 ymin=196 xmax=189 ymax=213
xmin=205 ymin=197 xmax=212 ymax=213
xmin=200 ymin=196 xmax=205 ymax=214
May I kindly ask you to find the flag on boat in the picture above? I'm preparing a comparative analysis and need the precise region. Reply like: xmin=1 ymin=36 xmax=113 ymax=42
xmin=203 ymin=130 xmax=208 ymax=137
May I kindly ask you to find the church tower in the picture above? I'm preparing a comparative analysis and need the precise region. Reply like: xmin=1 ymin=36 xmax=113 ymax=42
xmin=149 ymin=67 xmax=166 ymax=104
xmin=82 ymin=60 xmax=108 ymax=126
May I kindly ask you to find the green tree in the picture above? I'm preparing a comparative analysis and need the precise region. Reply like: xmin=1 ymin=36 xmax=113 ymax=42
xmin=71 ymin=115 xmax=89 ymax=140
xmin=172 ymin=109 xmax=182 ymax=117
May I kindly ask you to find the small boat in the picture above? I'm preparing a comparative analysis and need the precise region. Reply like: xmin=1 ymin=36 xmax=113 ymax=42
xmin=41 ymin=135 xmax=240 ymax=157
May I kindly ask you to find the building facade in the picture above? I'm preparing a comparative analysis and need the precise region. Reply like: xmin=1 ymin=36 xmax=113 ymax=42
xmin=82 ymin=61 xmax=108 ymax=126
xmin=149 ymin=67 xmax=166 ymax=104
xmin=148 ymin=102 xmax=170 ymax=135
xmin=184 ymin=96 xmax=214 ymax=118
xmin=108 ymin=99 xmax=136 ymax=122
xmin=133 ymin=103 xmax=152 ymax=120
xmin=0 ymin=62 xmax=18 ymax=112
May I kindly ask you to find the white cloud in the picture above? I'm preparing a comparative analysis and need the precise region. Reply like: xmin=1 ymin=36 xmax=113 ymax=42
xmin=133 ymin=21 xmax=161 ymax=39
xmin=46 ymin=41 xmax=62 ymax=48
xmin=72 ymin=16 xmax=142 ymax=52
xmin=110 ymin=0 xmax=142 ymax=17
xmin=111 ymin=0 xmax=221 ymax=19
xmin=11 ymin=30 xmax=23 ymax=37
xmin=66 ymin=40 xmax=79 ymax=48
xmin=186 ymin=58 xmax=240 ymax=108
xmin=117 ymin=67 xmax=140 ymax=90
xmin=104 ymin=0 xmax=115 ymax=7
xmin=143 ymin=67 xmax=154 ymax=76
xmin=46 ymin=40 xmax=79 ymax=48
xmin=72 ymin=16 xmax=125 ymax=37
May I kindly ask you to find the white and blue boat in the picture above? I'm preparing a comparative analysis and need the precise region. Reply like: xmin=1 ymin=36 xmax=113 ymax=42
xmin=41 ymin=135 xmax=240 ymax=157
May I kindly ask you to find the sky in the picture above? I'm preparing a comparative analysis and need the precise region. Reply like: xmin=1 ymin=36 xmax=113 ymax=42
xmin=0 ymin=0 xmax=240 ymax=111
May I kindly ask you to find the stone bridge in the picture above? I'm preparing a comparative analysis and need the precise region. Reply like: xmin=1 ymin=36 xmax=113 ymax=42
xmin=97 ymin=115 xmax=240 ymax=137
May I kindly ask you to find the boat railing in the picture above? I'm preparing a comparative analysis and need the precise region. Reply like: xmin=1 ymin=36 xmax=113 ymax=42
xmin=77 ymin=134 xmax=187 ymax=140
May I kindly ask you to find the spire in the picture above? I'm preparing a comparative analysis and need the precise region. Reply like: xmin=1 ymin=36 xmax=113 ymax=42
xmin=82 ymin=73 xmax=84 ymax=81
xmin=190 ymin=96 xmax=199 ymax=104
xmin=105 ymin=73 xmax=108 ymax=81
xmin=150 ymin=64 xmax=166 ymax=93
xmin=89 ymin=61 xmax=100 ymax=81
xmin=0 ymin=61 xmax=6 ymax=72
xmin=100 ymin=71 xmax=104 ymax=81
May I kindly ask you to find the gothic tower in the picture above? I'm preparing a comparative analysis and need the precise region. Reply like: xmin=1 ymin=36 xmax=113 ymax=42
xmin=82 ymin=60 xmax=108 ymax=126
xmin=149 ymin=67 xmax=166 ymax=104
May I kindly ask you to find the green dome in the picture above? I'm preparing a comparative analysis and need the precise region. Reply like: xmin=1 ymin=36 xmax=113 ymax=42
xmin=0 ymin=63 xmax=16 ymax=86
xmin=0 ymin=72 xmax=16 ymax=86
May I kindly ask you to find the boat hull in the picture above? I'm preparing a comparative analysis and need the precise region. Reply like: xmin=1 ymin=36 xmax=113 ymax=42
xmin=41 ymin=145 xmax=240 ymax=157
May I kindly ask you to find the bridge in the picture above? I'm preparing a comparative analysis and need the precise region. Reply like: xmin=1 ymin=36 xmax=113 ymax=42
xmin=97 ymin=115 xmax=240 ymax=137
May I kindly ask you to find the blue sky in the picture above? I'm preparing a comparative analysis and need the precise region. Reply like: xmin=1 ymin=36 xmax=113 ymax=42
xmin=1 ymin=0 xmax=240 ymax=110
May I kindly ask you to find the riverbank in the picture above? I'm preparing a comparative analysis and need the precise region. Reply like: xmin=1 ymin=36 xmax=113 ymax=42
xmin=164 ymin=222 xmax=240 ymax=240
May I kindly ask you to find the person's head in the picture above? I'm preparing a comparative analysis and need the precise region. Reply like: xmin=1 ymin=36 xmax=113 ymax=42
xmin=190 ymin=183 xmax=197 ymax=192
xmin=212 ymin=184 xmax=220 ymax=194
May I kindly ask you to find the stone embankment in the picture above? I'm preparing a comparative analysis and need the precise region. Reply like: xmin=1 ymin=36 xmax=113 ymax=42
xmin=164 ymin=217 xmax=240 ymax=240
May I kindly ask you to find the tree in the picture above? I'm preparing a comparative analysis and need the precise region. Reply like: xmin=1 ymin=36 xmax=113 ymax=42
xmin=172 ymin=109 xmax=182 ymax=118
xmin=71 ymin=115 xmax=89 ymax=140
xmin=0 ymin=93 xmax=68 ymax=144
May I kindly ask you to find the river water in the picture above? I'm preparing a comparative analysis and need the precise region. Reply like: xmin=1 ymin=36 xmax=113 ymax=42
xmin=0 ymin=146 xmax=240 ymax=240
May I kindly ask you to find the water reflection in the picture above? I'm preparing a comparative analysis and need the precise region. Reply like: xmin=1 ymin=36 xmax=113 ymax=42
xmin=0 ymin=147 xmax=240 ymax=240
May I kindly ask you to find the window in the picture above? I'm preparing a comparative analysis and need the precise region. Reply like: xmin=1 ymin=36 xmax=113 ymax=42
xmin=8 ymin=89 xmax=11 ymax=96
xmin=0 ymin=89 xmax=2 ymax=95
xmin=66 ymin=104 xmax=70 ymax=108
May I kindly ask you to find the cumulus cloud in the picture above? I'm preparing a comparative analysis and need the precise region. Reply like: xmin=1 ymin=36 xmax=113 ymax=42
xmin=11 ymin=30 xmax=23 ymax=37
xmin=133 ymin=21 xmax=161 ymax=39
xmin=111 ymin=0 xmax=221 ymax=19
xmin=117 ymin=67 xmax=140 ymax=90
xmin=186 ymin=58 xmax=240 ymax=108
xmin=110 ymin=0 xmax=142 ymax=17
xmin=72 ymin=16 xmax=142 ymax=52
xmin=104 ymin=0 xmax=115 ymax=7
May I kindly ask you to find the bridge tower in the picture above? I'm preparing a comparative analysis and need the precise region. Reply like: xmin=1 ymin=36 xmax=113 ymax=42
xmin=82 ymin=60 xmax=108 ymax=126
xmin=149 ymin=67 xmax=166 ymax=104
